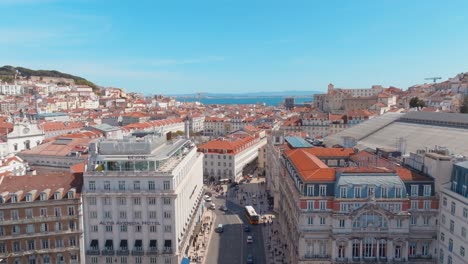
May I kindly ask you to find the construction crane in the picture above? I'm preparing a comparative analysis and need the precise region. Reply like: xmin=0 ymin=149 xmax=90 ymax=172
xmin=425 ymin=77 xmax=442 ymax=83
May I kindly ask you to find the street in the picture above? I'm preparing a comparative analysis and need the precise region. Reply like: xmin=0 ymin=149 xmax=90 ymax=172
xmin=204 ymin=178 xmax=268 ymax=264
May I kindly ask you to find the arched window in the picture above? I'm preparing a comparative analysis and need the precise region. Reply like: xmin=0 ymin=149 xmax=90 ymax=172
xmin=353 ymin=211 xmax=388 ymax=228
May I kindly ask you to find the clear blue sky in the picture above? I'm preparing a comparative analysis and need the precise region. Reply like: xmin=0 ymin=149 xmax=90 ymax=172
xmin=1 ymin=0 xmax=468 ymax=95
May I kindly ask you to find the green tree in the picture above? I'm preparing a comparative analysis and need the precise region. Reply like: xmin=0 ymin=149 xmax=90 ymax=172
xmin=409 ymin=97 xmax=426 ymax=108
xmin=460 ymin=95 xmax=468 ymax=113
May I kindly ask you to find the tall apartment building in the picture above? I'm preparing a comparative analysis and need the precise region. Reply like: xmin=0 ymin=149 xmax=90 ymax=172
xmin=266 ymin=135 xmax=438 ymax=264
xmin=82 ymin=131 xmax=204 ymax=264
xmin=0 ymin=172 xmax=83 ymax=264
xmin=438 ymin=161 xmax=468 ymax=264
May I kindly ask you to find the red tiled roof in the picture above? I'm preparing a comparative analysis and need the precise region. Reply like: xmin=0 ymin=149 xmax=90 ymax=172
xmin=284 ymin=149 xmax=335 ymax=182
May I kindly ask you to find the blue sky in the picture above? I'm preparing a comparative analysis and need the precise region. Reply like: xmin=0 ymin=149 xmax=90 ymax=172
xmin=1 ymin=0 xmax=468 ymax=94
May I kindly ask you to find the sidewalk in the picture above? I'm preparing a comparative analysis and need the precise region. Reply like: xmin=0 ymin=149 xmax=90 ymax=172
xmin=186 ymin=207 xmax=216 ymax=263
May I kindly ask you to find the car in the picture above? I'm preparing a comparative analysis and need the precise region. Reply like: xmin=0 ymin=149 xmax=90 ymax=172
xmin=243 ymin=225 xmax=251 ymax=232
xmin=246 ymin=254 xmax=254 ymax=263
xmin=215 ymin=224 xmax=224 ymax=233
xmin=204 ymin=197 xmax=212 ymax=202
xmin=208 ymin=203 xmax=216 ymax=210
xmin=246 ymin=235 xmax=253 ymax=244
xmin=219 ymin=205 xmax=227 ymax=211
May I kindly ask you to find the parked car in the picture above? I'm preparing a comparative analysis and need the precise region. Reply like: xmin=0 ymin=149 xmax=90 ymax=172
xmin=246 ymin=254 xmax=254 ymax=263
xmin=244 ymin=225 xmax=251 ymax=232
xmin=246 ymin=235 xmax=253 ymax=244
xmin=216 ymin=224 xmax=224 ymax=233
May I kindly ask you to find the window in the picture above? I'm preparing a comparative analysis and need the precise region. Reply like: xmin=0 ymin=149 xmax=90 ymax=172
xmin=40 ymin=223 xmax=48 ymax=232
xmin=106 ymin=257 xmax=113 ymax=264
xmin=135 ymin=225 xmax=142 ymax=232
xmin=423 ymin=185 xmax=431 ymax=196
xmin=409 ymin=242 xmax=416 ymax=256
xmin=89 ymin=211 xmax=97 ymax=218
xmin=422 ymin=243 xmax=429 ymax=256
xmin=307 ymin=216 xmax=313 ymax=225
xmin=451 ymin=202 xmax=456 ymax=215
xmin=368 ymin=186 xmax=375 ymax=197
xmin=462 ymin=227 xmax=466 ymax=238
xmin=117 ymin=197 xmax=126 ymax=205
xmin=69 ymin=237 xmax=76 ymax=246
xmin=355 ymin=187 xmax=361 ymax=198
xmin=134 ymin=211 xmax=142 ymax=219
xmin=448 ymin=256 xmax=453 ymax=264
xmin=461 ymin=246 xmax=465 ymax=257
xmin=410 ymin=216 xmax=417 ymax=225
xmin=12 ymin=225 xmax=20 ymax=234
xmin=307 ymin=185 xmax=314 ymax=196
xmin=104 ymin=211 xmax=112 ymax=219
xmin=148 ymin=197 xmax=157 ymax=205
xmin=0 ymin=227 xmax=3 ymax=236
xmin=163 ymin=181 xmax=170 ymax=190
xmin=396 ymin=219 xmax=403 ymax=228
xmin=25 ymin=194 xmax=33 ymax=202
xmin=133 ymin=197 xmax=141 ymax=205
xmin=105 ymin=225 xmax=113 ymax=232
xmin=104 ymin=181 xmax=110 ymax=191
xmin=150 ymin=225 xmax=157 ymax=232
xmin=68 ymin=206 xmax=75 ymax=216
xmin=307 ymin=201 xmax=313 ymax=211
xmin=320 ymin=217 xmax=326 ymax=225
xmin=120 ymin=225 xmax=127 ymax=232
xmin=463 ymin=208 xmax=468 ymax=218
xmin=148 ymin=181 xmax=155 ymax=190
xmin=56 ymin=239 xmax=63 ymax=248
xmin=164 ymin=212 xmax=171 ymax=219
xmin=88 ymin=197 xmax=97 ymax=205
xmin=441 ymin=232 xmax=445 ymax=241
xmin=164 ymin=225 xmax=172 ymax=232
xmin=103 ymin=197 xmax=111 ymax=205
xmin=54 ymin=222 xmax=62 ymax=231
xmin=135 ymin=257 xmax=142 ymax=264
xmin=134 ymin=181 xmax=140 ymax=190
xmin=149 ymin=211 xmax=157 ymax=219
xmin=439 ymin=249 xmax=444 ymax=263
xmin=423 ymin=216 xmax=430 ymax=226
xmin=42 ymin=239 xmax=49 ymax=249
xmin=340 ymin=187 xmax=347 ymax=198
xmin=395 ymin=187 xmax=402 ymax=198
xmin=25 ymin=208 xmax=33 ymax=219
xmin=163 ymin=197 xmax=171 ymax=205
xmin=26 ymin=224 xmax=34 ymax=233
xmin=11 ymin=210 xmax=19 ymax=220
xmin=339 ymin=219 xmax=345 ymax=228
xmin=411 ymin=185 xmax=418 ymax=196
xmin=54 ymin=207 xmax=61 ymax=217
xmin=13 ymin=241 xmax=20 ymax=252
xmin=450 ymin=220 xmax=454 ymax=233
xmin=319 ymin=200 xmax=326 ymax=210
xmin=150 ymin=257 xmax=157 ymax=264
xmin=89 ymin=181 xmax=96 ymax=191
xmin=381 ymin=187 xmax=387 ymax=198
xmin=411 ymin=200 xmax=418 ymax=209
xmin=448 ymin=239 xmax=453 ymax=252
xmin=121 ymin=257 xmax=128 ymax=264
xmin=319 ymin=185 xmax=326 ymax=196
xmin=424 ymin=200 xmax=431 ymax=209
xmin=120 ymin=211 xmax=127 ymax=219
xmin=443 ymin=197 xmax=447 ymax=207
xmin=118 ymin=181 xmax=126 ymax=190
xmin=90 ymin=257 xmax=98 ymax=264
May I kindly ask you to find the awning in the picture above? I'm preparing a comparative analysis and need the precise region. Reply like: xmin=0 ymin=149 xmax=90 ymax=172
xmin=120 ymin=240 xmax=128 ymax=248
xmin=105 ymin=240 xmax=113 ymax=249
xmin=135 ymin=240 xmax=142 ymax=247
xmin=90 ymin=240 xmax=98 ymax=248
xmin=180 ymin=257 xmax=190 ymax=264
xmin=149 ymin=240 xmax=157 ymax=247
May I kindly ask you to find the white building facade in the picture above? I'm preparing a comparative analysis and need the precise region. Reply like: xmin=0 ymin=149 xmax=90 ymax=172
xmin=0 ymin=84 xmax=23 ymax=95
xmin=82 ymin=132 xmax=204 ymax=264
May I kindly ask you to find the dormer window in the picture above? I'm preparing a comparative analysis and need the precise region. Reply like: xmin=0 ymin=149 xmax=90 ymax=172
xmin=10 ymin=195 xmax=17 ymax=203
xmin=54 ymin=192 xmax=61 ymax=200
xmin=40 ymin=193 xmax=47 ymax=201
xmin=67 ymin=191 xmax=74 ymax=199
xmin=25 ymin=194 xmax=33 ymax=202
xmin=0 ymin=197 xmax=4 ymax=204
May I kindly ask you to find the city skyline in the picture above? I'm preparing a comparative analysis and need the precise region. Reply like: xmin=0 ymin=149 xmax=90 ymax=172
xmin=1 ymin=0 xmax=468 ymax=94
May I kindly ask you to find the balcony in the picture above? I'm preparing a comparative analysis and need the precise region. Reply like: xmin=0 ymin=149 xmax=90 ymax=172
xmin=304 ymin=254 xmax=329 ymax=260
xmin=101 ymin=249 xmax=115 ymax=255
xmin=335 ymin=257 xmax=348 ymax=263
xmin=147 ymin=248 xmax=159 ymax=255
xmin=116 ymin=249 xmax=129 ymax=255
xmin=131 ymin=249 xmax=144 ymax=255
xmin=86 ymin=249 xmax=100 ymax=255
xmin=408 ymin=255 xmax=433 ymax=261
xmin=162 ymin=247 xmax=173 ymax=254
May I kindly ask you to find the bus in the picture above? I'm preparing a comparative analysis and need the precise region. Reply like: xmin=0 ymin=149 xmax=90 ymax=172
xmin=244 ymin=205 xmax=259 ymax=225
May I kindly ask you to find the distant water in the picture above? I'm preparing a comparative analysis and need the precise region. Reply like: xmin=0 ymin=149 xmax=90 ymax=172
xmin=176 ymin=96 xmax=313 ymax=106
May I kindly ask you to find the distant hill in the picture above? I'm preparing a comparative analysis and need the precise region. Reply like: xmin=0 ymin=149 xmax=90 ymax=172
xmin=0 ymin=65 xmax=97 ymax=90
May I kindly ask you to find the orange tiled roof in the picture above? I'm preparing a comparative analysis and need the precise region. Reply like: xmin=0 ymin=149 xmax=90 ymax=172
xmin=301 ymin=147 xmax=355 ymax=158
xmin=284 ymin=149 xmax=335 ymax=182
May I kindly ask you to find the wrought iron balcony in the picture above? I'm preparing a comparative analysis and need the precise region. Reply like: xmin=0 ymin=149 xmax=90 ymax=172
xmin=304 ymin=254 xmax=329 ymax=260
xmin=116 ymin=249 xmax=129 ymax=255
xmin=131 ymin=248 xmax=144 ymax=255
xmin=101 ymin=249 xmax=115 ymax=255
xmin=86 ymin=249 xmax=100 ymax=255
xmin=147 ymin=248 xmax=159 ymax=255
xmin=162 ymin=247 xmax=173 ymax=254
